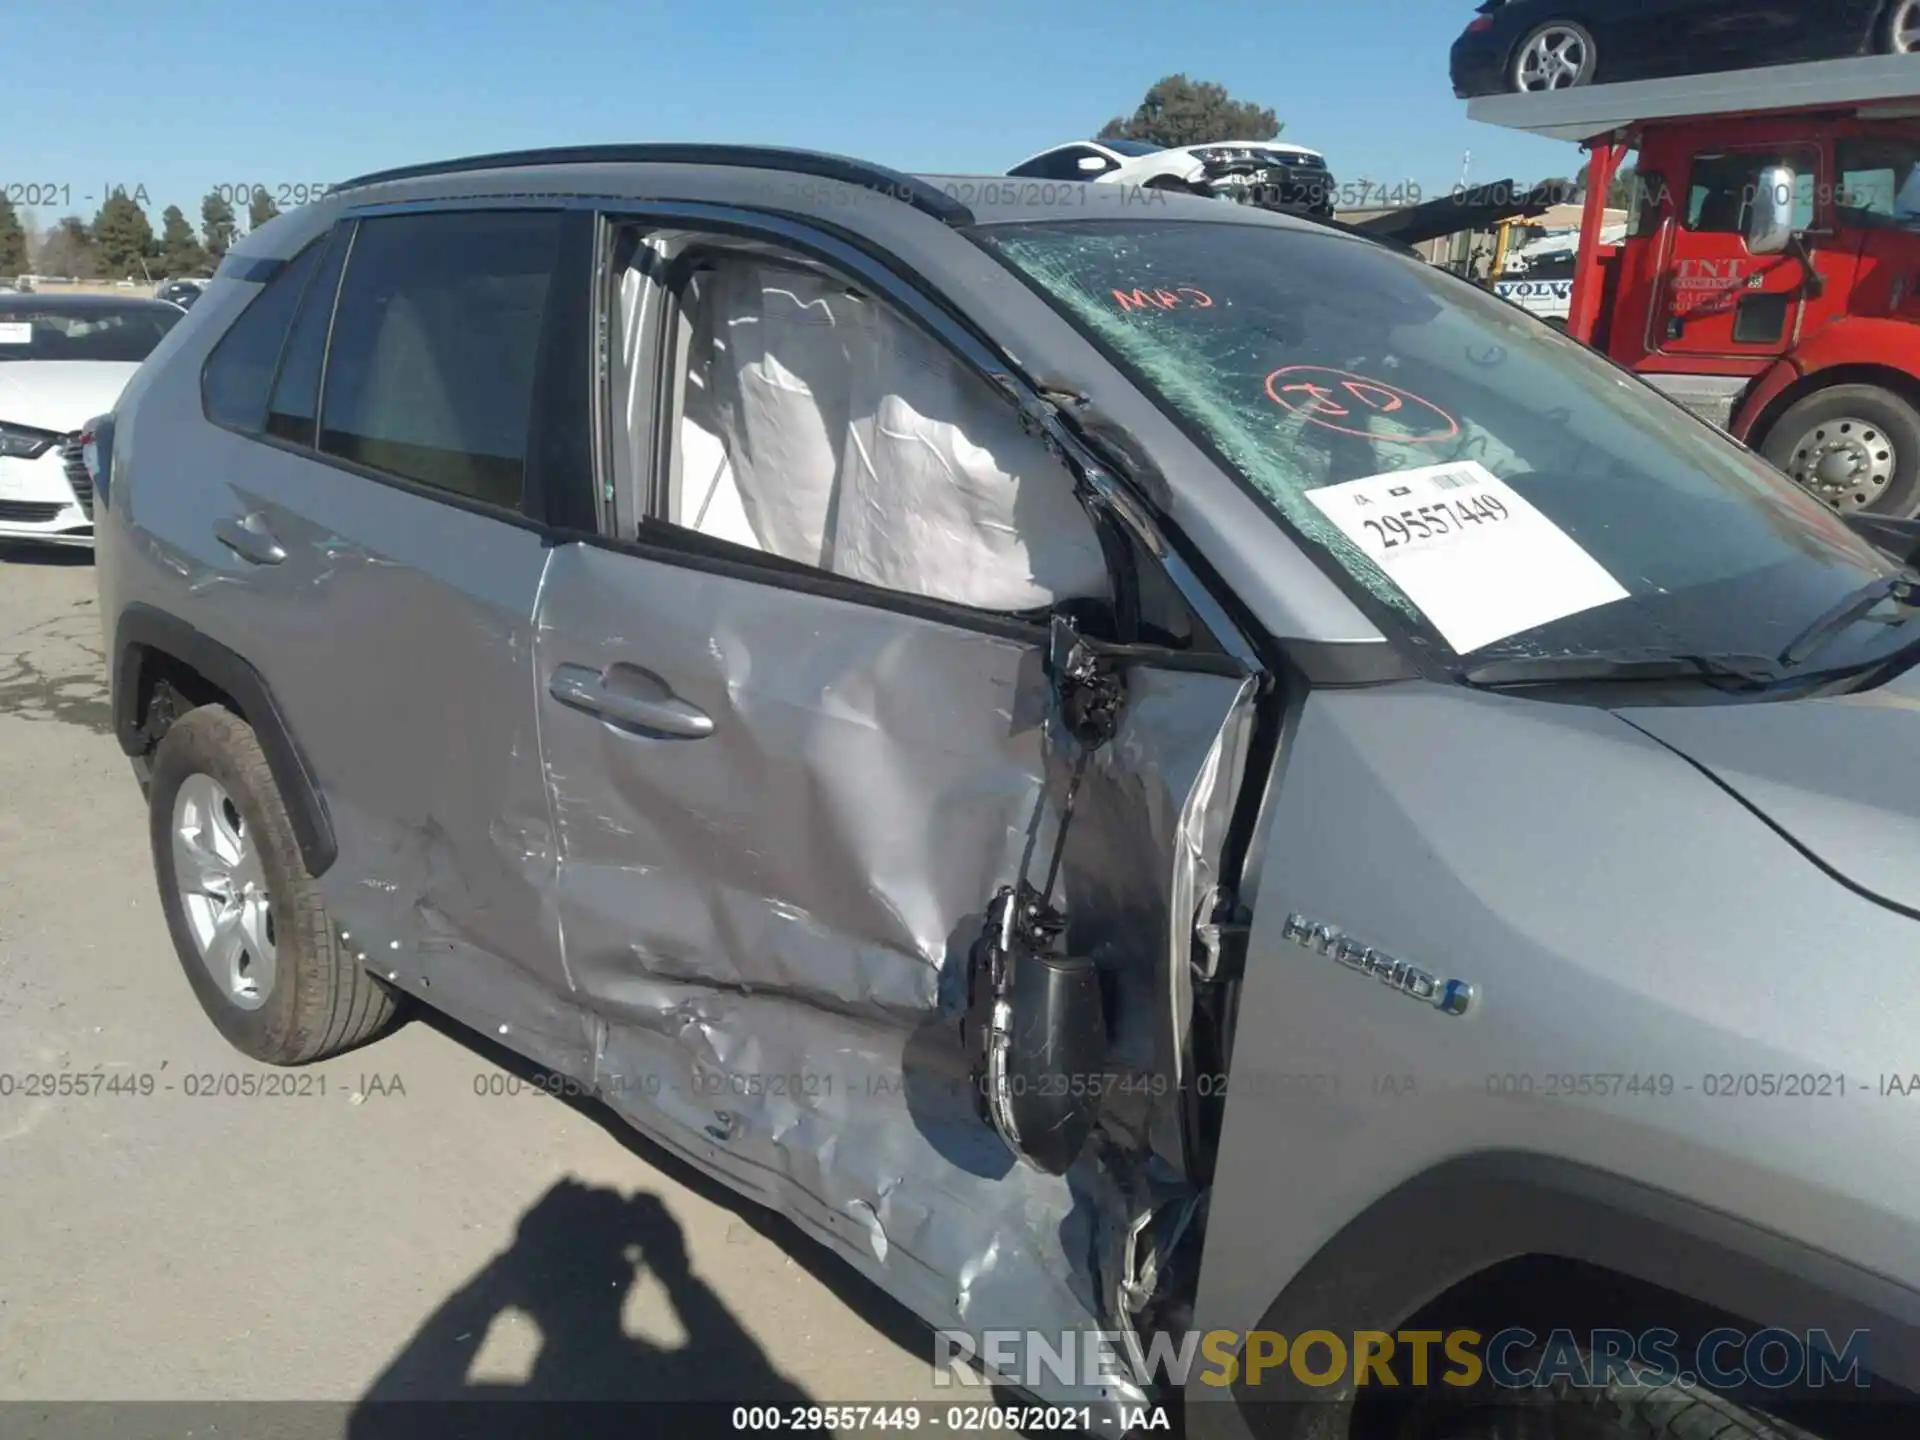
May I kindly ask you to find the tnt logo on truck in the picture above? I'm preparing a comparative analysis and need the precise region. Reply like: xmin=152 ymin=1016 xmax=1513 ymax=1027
xmin=1670 ymin=257 xmax=1756 ymax=291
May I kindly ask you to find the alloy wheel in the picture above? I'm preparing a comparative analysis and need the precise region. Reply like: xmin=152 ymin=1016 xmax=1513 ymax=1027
xmin=1515 ymin=25 xmax=1591 ymax=91
xmin=171 ymin=773 xmax=277 ymax=1010
xmin=1894 ymin=0 xmax=1920 ymax=53
xmin=1780 ymin=416 xmax=1897 ymax=513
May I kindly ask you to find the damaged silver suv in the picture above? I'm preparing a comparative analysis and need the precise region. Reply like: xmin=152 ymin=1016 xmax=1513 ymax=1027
xmin=97 ymin=146 xmax=1920 ymax=1439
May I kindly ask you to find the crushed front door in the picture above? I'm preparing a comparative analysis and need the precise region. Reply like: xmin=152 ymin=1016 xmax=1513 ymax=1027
xmin=529 ymin=533 xmax=1260 ymax=1393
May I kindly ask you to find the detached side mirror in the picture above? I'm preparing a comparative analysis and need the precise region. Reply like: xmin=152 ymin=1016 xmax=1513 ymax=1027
xmin=1747 ymin=165 xmax=1798 ymax=255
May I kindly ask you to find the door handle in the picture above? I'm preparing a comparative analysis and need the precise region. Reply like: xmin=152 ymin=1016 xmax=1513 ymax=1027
xmin=547 ymin=663 xmax=714 ymax=739
xmin=214 ymin=513 xmax=287 ymax=566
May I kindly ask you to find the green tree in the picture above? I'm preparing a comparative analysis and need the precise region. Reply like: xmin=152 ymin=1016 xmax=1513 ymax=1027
xmin=1576 ymin=159 xmax=1641 ymax=209
xmin=1099 ymin=75 xmax=1281 ymax=149
xmin=0 ymin=197 xmax=26 ymax=277
xmin=156 ymin=205 xmax=210 ymax=277
xmin=201 ymin=191 xmax=238 ymax=258
xmin=93 ymin=190 xmax=156 ymax=279
xmin=37 ymin=217 xmax=98 ymax=279
xmin=247 ymin=186 xmax=280 ymax=231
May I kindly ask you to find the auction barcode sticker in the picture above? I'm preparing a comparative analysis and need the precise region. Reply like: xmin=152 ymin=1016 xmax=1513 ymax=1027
xmin=0 ymin=323 xmax=31 ymax=345
xmin=1305 ymin=459 xmax=1628 ymax=654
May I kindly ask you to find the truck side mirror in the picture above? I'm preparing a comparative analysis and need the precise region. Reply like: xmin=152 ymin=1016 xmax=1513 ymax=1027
xmin=1747 ymin=165 xmax=1798 ymax=255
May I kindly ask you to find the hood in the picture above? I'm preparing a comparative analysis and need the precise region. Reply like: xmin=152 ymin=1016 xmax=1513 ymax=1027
xmin=1615 ymin=669 xmax=1920 ymax=916
xmin=1187 ymin=141 xmax=1325 ymax=164
xmin=0 ymin=361 xmax=141 ymax=433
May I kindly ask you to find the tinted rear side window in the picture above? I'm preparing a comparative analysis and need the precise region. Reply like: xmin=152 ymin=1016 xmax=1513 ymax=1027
xmin=201 ymin=240 xmax=325 ymax=431
xmin=265 ymin=226 xmax=353 ymax=447
xmin=317 ymin=210 xmax=562 ymax=511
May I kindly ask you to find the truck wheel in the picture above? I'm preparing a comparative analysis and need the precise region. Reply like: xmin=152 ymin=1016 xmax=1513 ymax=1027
xmin=149 ymin=703 xmax=399 ymax=1064
xmin=1513 ymin=21 xmax=1598 ymax=91
xmin=1760 ymin=384 xmax=1920 ymax=518
xmin=1884 ymin=0 xmax=1920 ymax=53
xmin=1409 ymin=1344 xmax=1818 ymax=1440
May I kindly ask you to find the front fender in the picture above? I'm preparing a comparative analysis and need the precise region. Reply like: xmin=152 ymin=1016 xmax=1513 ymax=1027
xmin=1734 ymin=319 xmax=1920 ymax=437
xmin=1190 ymin=682 xmax=1920 ymax=1435
xmin=1187 ymin=1153 xmax=1920 ymax=1440
xmin=1126 ymin=157 xmax=1208 ymax=188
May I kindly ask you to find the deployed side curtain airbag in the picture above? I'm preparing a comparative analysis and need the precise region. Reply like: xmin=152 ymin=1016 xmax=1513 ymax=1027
xmin=686 ymin=261 xmax=1108 ymax=612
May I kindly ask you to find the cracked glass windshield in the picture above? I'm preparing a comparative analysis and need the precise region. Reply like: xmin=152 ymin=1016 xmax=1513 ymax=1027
xmin=979 ymin=219 xmax=1906 ymax=673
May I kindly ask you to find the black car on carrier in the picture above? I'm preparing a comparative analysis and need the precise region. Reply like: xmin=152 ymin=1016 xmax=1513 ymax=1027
xmin=1450 ymin=0 xmax=1916 ymax=97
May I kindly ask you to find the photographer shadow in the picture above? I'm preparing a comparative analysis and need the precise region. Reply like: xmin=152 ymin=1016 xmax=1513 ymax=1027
xmin=346 ymin=1177 xmax=812 ymax=1439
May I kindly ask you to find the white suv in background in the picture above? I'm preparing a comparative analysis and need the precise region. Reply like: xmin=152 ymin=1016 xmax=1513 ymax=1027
xmin=1007 ymin=137 xmax=1337 ymax=215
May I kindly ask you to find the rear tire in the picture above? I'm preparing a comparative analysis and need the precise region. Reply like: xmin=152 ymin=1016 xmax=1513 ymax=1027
xmin=149 ymin=703 xmax=399 ymax=1063
xmin=1512 ymin=21 xmax=1599 ymax=92
xmin=1759 ymin=383 xmax=1920 ymax=518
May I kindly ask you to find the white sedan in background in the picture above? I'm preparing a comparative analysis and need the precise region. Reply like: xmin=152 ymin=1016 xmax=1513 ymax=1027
xmin=0 ymin=294 xmax=184 ymax=549
xmin=1007 ymin=137 xmax=1337 ymax=215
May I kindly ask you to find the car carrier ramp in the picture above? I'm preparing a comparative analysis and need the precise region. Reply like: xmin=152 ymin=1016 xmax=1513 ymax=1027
xmin=1467 ymin=53 xmax=1920 ymax=144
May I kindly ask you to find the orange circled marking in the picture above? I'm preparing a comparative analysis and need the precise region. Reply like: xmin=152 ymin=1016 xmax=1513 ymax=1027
xmin=1263 ymin=365 xmax=1460 ymax=443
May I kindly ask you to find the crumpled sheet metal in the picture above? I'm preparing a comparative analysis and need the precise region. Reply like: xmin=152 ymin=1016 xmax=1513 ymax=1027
xmin=588 ymin=984 xmax=1172 ymax=1429
xmin=530 ymin=541 xmax=1251 ymax=1420
xmin=1165 ymin=673 xmax=1261 ymax=1080
xmin=211 ymin=482 xmax=569 ymax=1045
xmin=1056 ymin=664 xmax=1259 ymax=1169
xmin=536 ymin=542 xmax=1052 ymax=1018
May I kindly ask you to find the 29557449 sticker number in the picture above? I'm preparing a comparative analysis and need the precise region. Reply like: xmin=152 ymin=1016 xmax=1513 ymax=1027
xmin=1360 ymin=489 xmax=1510 ymax=553
xmin=1304 ymin=459 xmax=1629 ymax=655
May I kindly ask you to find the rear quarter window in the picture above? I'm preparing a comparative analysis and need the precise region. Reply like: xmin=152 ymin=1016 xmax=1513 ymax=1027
xmin=200 ymin=240 xmax=327 ymax=432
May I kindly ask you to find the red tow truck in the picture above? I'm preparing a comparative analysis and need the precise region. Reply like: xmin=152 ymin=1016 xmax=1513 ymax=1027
xmin=1466 ymin=54 xmax=1920 ymax=517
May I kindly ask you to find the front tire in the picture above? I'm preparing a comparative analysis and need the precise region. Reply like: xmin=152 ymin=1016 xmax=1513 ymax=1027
xmin=149 ymin=703 xmax=398 ymax=1063
xmin=1405 ymin=1344 xmax=1817 ymax=1440
xmin=1513 ymin=21 xmax=1599 ymax=92
xmin=1759 ymin=383 xmax=1920 ymax=518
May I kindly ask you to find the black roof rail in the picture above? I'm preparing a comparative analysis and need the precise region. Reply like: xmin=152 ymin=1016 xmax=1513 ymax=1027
xmin=332 ymin=144 xmax=974 ymax=226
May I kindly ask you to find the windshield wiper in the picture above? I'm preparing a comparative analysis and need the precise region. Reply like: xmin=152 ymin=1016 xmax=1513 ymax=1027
xmin=1777 ymin=574 xmax=1920 ymax=670
xmin=1462 ymin=651 xmax=1785 ymax=689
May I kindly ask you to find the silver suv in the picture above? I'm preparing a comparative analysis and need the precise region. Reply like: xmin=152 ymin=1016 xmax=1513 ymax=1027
xmin=97 ymin=145 xmax=1920 ymax=1439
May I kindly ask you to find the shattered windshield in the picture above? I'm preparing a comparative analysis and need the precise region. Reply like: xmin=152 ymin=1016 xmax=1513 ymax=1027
xmin=977 ymin=219 xmax=1903 ymax=672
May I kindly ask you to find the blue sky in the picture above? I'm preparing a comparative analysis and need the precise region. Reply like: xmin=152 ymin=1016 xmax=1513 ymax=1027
xmin=4 ymin=0 xmax=1579 ymax=231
